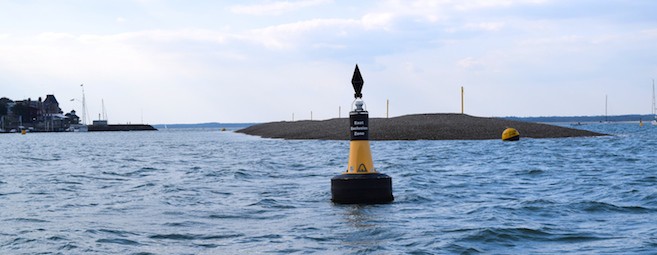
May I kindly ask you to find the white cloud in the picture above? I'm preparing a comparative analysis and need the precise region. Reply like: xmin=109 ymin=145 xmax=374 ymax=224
xmin=108 ymin=29 xmax=229 ymax=44
xmin=36 ymin=32 xmax=76 ymax=41
xmin=2 ymin=0 xmax=657 ymax=122
xmin=452 ymin=0 xmax=547 ymax=11
xmin=229 ymin=0 xmax=332 ymax=15
xmin=361 ymin=12 xmax=395 ymax=30
xmin=457 ymin=57 xmax=484 ymax=69
xmin=464 ymin=22 xmax=506 ymax=31
xmin=245 ymin=18 xmax=359 ymax=49
xmin=311 ymin=43 xmax=347 ymax=49
xmin=519 ymin=35 xmax=585 ymax=46
xmin=640 ymin=29 xmax=657 ymax=37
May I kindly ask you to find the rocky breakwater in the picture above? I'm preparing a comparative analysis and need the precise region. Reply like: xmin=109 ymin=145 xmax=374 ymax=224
xmin=87 ymin=124 xmax=157 ymax=132
xmin=236 ymin=113 xmax=605 ymax=140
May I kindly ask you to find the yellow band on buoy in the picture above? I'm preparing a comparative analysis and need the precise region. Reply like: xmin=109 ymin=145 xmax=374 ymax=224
xmin=502 ymin=128 xmax=520 ymax=141
xmin=346 ymin=140 xmax=375 ymax=174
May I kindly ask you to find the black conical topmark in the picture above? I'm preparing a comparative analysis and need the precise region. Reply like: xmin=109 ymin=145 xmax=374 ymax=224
xmin=351 ymin=65 xmax=364 ymax=98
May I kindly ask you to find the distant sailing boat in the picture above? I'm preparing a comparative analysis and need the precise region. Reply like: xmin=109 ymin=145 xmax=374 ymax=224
xmin=93 ymin=99 xmax=109 ymax=126
xmin=604 ymin=94 xmax=609 ymax=123
xmin=69 ymin=84 xmax=89 ymax=132
xmin=650 ymin=79 xmax=657 ymax=126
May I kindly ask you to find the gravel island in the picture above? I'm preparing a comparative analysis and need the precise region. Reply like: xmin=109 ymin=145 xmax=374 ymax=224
xmin=236 ymin=113 xmax=605 ymax=140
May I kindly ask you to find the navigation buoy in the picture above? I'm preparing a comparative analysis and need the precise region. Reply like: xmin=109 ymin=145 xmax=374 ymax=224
xmin=21 ymin=129 xmax=26 ymax=135
xmin=331 ymin=65 xmax=393 ymax=204
xmin=502 ymin=127 xmax=520 ymax=141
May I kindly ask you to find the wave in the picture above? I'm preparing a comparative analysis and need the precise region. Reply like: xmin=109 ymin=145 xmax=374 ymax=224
xmin=457 ymin=227 xmax=610 ymax=245
xmin=4 ymin=217 xmax=49 ymax=223
xmin=570 ymin=201 xmax=651 ymax=213
xmin=148 ymin=233 xmax=244 ymax=240
xmin=102 ymin=167 xmax=161 ymax=177
xmin=96 ymin=238 xmax=141 ymax=246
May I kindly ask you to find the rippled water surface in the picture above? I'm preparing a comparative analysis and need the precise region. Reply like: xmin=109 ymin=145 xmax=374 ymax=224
xmin=1 ymin=123 xmax=657 ymax=254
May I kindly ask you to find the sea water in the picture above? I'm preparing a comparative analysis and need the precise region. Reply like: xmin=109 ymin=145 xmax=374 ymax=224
xmin=1 ymin=123 xmax=656 ymax=254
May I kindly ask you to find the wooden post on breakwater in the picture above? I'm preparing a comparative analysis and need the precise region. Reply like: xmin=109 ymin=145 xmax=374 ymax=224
xmin=386 ymin=99 xmax=389 ymax=118
xmin=461 ymin=86 xmax=464 ymax=114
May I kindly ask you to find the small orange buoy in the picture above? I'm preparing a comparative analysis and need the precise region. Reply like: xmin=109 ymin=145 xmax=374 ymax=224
xmin=502 ymin=128 xmax=520 ymax=141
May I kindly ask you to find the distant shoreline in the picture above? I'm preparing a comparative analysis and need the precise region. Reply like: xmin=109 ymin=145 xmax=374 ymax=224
xmin=236 ymin=113 xmax=606 ymax=140
xmin=152 ymin=123 xmax=255 ymax=129
xmin=507 ymin=114 xmax=656 ymax=123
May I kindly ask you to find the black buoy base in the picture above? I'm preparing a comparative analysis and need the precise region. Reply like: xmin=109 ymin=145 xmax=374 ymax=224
xmin=331 ymin=173 xmax=393 ymax=204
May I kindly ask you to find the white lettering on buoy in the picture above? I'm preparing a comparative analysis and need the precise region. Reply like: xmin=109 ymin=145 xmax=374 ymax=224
xmin=354 ymin=121 xmax=365 ymax=125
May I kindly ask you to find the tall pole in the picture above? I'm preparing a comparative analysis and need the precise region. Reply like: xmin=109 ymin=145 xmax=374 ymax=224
xmin=461 ymin=86 xmax=464 ymax=114
xmin=386 ymin=99 xmax=389 ymax=118
xmin=652 ymin=79 xmax=657 ymax=125
xmin=81 ymin=84 xmax=88 ymax=125
xmin=605 ymin=94 xmax=608 ymax=122
xmin=101 ymin=99 xmax=107 ymax=120
xmin=652 ymin=79 xmax=657 ymax=115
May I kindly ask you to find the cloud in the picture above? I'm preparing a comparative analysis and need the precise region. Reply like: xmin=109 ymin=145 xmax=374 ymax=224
xmin=448 ymin=0 xmax=548 ymax=11
xmin=463 ymin=22 xmax=506 ymax=31
xmin=243 ymin=14 xmax=399 ymax=50
xmin=3 ymin=0 xmax=657 ymax=122
xmin=457 ymin=57 xmax=485 ymax=70
xmin=229 ymin=0 xmax=332 ymax=15
xmin=244 ymin=18 xmax=351 ymax=49
xmin=361 ymin=12 xmax=396 ymax=30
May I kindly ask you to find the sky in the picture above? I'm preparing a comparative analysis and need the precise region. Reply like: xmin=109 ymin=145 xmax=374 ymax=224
xmin=1 ymin=0 xmax=656 ymax=124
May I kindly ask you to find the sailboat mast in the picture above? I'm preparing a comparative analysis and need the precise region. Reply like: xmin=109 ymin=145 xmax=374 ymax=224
xmin=101 ymin=99 xmax=107 ymax=120
xmin=605 ymin=94 xmax=608 ymax=122
xmin=81 ymin=84 xmax=87 ymax=125
xmin=652 ymin=79 xmax=657 ymax=115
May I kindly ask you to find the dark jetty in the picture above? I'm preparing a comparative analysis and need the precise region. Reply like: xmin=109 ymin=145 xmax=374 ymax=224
xmin=88 ymin=124 xmax=157 ymax=132
xmin=237 ymin=113 xmax=606 ymax=140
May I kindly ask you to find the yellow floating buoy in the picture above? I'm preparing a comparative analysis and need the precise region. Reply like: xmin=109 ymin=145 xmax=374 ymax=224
xmin=330 ymin=65 xmax=393 ymax=204
xmin=502 ymin=127 xmax=520 ymax=141
xmin=21 ymin=129 xmax=27 ymax=135
xmin=221 ymin=128 xmax=227 ymax=131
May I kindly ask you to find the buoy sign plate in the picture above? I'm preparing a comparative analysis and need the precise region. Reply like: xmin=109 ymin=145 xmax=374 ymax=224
xmin=350 ymin=112 xmax=369 ymax=140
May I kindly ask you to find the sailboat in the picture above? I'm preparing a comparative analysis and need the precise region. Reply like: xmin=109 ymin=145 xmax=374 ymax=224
xmin=69 ymin=84 xmax=89 ymax=132
xmin=650 ymin=79 xmax=657 ymax=126
xmin=92 ymin=99 xmax=109 ymax=126
xmin=604 ymin=94 xmax=609 ymax=123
